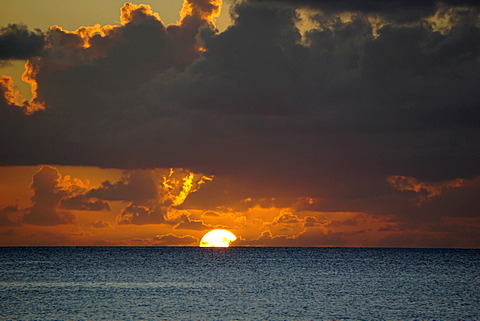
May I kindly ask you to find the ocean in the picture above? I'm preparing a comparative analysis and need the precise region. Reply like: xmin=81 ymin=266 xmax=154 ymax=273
xmin=1 ymin=247 xmax=479 ymax=320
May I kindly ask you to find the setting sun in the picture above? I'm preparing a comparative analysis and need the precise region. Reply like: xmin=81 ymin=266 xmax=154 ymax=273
xmin=200 ymin=229 xmax=237 ymax=247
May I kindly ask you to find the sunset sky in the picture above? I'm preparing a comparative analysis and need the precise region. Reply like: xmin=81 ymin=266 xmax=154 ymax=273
xmin=1 ymin=0 xmax=479 ymax=247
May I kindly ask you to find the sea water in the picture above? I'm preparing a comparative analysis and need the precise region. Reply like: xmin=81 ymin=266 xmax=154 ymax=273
xmin=1 ymin=247 xmax=479 ymax=320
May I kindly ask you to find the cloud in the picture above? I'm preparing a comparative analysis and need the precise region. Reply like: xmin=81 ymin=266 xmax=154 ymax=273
xmin=238 ymin=230 xmax=292 ymax=246
xmin=23 ymin=166 xmax=75 ymax=225
xmin=303 ymin=216 xmax=319 ymax=228
xmin=88 ymin=170 xmax=158 ymax=203
xmin=87 ymin=168 xmax=212 ymax=225
xmin=152 ymin=233 xmax=198 ymax=246
xmin=180 ymin=0 xmax=222 ymax=27
xmin=173 ymin=214 xmax=210 ymax=230
xmin=239 ymin=228 xmax=347 ymax=246
xmin=202 ymin=210 xmax=221 ymax=217
xmin=387 ymin=175 xmax=464 ymax=204
xmin=249 ymin=0 xmax=480 ymax=24
xmin=0 ymin=205 xmax=21 ymax=226
xmin=0 ymin=24 xmax=45 ymax=60
xmin=117 ymin=203 xmax=165 ymax=225
xmin=415 ymin=176 xmax=480 ymax=220
xmin=1 ymin=0 xmax=477 ymax=181
xmin=377 ymin=176 xmax=480 ymax=226
xmin=294 ymin=228 xmax=348 ymax=246
xmin=0 ymin=74 xmax=44 ymax=113
xmin=273 ymin=212 xmax=300 ymax=224
xmin=60 ymin=195 xmax=110 ymax=211
xmin=0 ymin=76 xmax=19 ymax=105
xmin=18 ymin=166 xmax=115 ymax=225
xmin=90 ymin=219 xmax=112 ymax=229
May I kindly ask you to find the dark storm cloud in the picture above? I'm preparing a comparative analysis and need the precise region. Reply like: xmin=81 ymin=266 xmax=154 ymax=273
xmin=170 ymin=0 xmax=479 ymax=183
xmin=0 ymin=24 xmax=45 ymax=60
xmin=247 ymin=0 xmax=480 ymax=23
xmin=0 ymin=0 xmax=479 ymax=227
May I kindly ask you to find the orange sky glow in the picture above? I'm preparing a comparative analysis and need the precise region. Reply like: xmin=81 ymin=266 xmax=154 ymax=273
xmin=1 ymin=165 xmax=478 ymax=247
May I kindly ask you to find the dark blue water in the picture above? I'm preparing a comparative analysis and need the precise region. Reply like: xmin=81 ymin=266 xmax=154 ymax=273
xmin=1 ymin=247 xmax=479 ymax=320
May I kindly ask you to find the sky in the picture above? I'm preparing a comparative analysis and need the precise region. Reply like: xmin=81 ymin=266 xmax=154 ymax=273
xmin=0 ymin=0 xmax=479 ymax=247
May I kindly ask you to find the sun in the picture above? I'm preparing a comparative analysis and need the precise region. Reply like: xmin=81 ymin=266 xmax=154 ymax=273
xmin=200 ymin=229 xmax=237 ymax=247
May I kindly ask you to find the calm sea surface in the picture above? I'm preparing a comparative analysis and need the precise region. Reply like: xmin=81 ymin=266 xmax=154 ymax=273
xmin=0 ymin=247 xmax=479 ymax=320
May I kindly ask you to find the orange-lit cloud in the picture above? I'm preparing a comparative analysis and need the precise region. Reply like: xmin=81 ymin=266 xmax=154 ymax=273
xmin=20 ymin=59 xmax=45 ymax=113
xmin=387 ymin=175 xmax=464 ymax=203
xmin=79 ymin=168 xmax=213 ymax=225
xmin=0 ymin=24 xmax=47 ymax=112
xmin=174 ymin=214 xmax=210 ymax=230
xmin=0 ymin=165 xmax=216 ymax=245
xmin=49 ymin=24 xmax=119 ymax=50
xmin=121 ymin=3 xmax=163 ymax=25
xmin=162 ymin=169 xmax=213 ymax=207
xmin=273 ymin=211 xmax=301 ymax=224
xmin=0 ymin=75 xmax=20 ymax=105
xmin=179 ymin=0 xmax=222 ymax=27
xmin=0 ymin=67 xmax=44 ymax=113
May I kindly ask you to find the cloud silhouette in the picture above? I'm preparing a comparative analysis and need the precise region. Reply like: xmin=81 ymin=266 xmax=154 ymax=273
xmin=0 ymin=205 xmax=21 ymax=226
xmin=152 ymin=233 xmax=198 ymax=246
xmin=0 ymin=24 xmax=45 ymax=60
xmin=173 ymin=214 xmax=210 ymax=230
xmin=23 ymin=166 xmax=75 ymax=225
xmin=60 ymin=195 xmax=110 ymax=211
xmin=118 ymin=203 xmax=166 ymax=225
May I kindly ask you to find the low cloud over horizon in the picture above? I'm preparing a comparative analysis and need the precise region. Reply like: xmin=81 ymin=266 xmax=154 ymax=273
xmin=1 ymin=0 xmax=479 ymax=247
